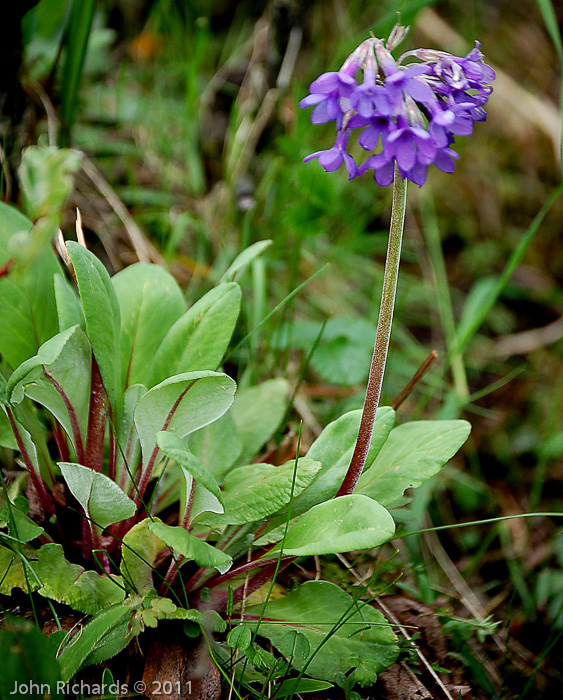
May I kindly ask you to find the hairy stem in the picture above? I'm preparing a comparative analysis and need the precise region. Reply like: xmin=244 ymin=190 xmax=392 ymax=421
xmin=337 ymin=166 xmax=407 ymax=496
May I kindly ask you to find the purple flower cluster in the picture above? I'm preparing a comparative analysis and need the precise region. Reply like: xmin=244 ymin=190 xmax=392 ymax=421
xmin=300 ymin=27 xmax=495 ymax=186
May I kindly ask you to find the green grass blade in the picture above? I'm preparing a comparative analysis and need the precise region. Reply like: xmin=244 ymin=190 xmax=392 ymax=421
xmin=536 ymin=0 xmax=563 ymax=174
xmin=451 ymin=184 xmax=563 ymax=356
xmin=59 ymin=0 xmax=95 ymax=146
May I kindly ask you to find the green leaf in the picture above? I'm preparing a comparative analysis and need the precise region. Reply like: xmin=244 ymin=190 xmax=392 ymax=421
xmin=0 ymin=409 xmax=18 ymax=450
xmin=0 ymin=203 xmax=33 ymax=261
xmin=0 ymin=498 xmax=44 ymax=543
xmin=35 ymin=544 xmax=124 ymax=614
xmin=187 ymin=411 xmax=242 ymax=483
xmin=7 ymin=326 xmax=91 ymax=450
xmin=246 ymin=580 xmax=398 ymax=683
xmin=113 ymin=263 xmax=185 ymax=392
xmin=0 ymin=545 xmax=35 ymax=595
xmin=272 ymin=408 xmax=395 ymax=524
xmin=278 ymin=629 xmax=311 ymax=660
xmin=230 ymin=378 xmax=288 ymax=465
xmin=19 ymin=147 xmax=82 ymax=222
xmin=134 ymin=371 xmax=236 ymax=469
xmin=356 ymin=420 xmax=471 ymax=505
xmin=220 ymin=240 xmax=272 ymax=282
xmin=67 ymin=241 xmax=121 ymax=409
xmin=226 ymin=624 xmax=252 ymax=651
xmin=6 ymin=248 xmax=63 ymax=355
xmin=156 ymin=431 xmax=222 ymax=502
xmin=272 ymin=678 xmax=333 ymax=698
xmin=120 ymin=519 xmax=164 ymax=594
xmin=0 ymin=277 xmax=39 ymax=369
xmin=0 ymin=618 xmax=63 ymax=698
xmin=201 ymin=459 xmax=321 ymax=527
xmin=59 ymin=462 xmax=136 ymax=528
xmin=115 ymin=383 xmax=147 ymax=487
xmin=149 ymin=282 xmax=241 ymax=387
xmin=58 ymin=1 xmax=95 ymax=145
xmin=266 ymin=495 xmax=395 ymax=557
xmin=58 ymin=603 xmax=132 ymax=681
xmin=54 ymin=272 xmax=85 ymax=332
xmin=0 ymin=204 xmax=62 ymax=365
xmin=148 ymin=521 xmax=232 ymax=574
xmin=0 ymin=408 xmax=48 ymax=488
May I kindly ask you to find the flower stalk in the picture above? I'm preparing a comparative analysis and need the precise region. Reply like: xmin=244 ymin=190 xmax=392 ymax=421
xmin=337 ymin=165 xmax=407 ymax=496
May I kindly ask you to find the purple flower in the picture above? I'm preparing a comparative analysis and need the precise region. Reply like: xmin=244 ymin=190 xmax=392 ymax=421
xmin=384 ymin=64 xmax=434 ymax=112
xmin=350 ymin=57 xmax=381 ymax=119
xmin=299 ymin=71 xmax=357 ymax=126
xmin=303 ymin=129 xmax=357 ymax=179
xmin=386 ymin=125 xmax=435 ymax=172
xmin=300 ymin=27 xmax=493 ymax=187
xmin=358 ymin=117 xmax=390 ymax=151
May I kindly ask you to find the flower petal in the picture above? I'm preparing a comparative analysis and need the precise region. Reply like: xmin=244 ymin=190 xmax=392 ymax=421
xmin=408 ymin=162 xmax=428 ymax=186
xmin=373 ymin=160 xmax=395 ymax=187
xmin=342 ymin=152 xmax=358 ymax=179
xmin=404 ymin=78 xmax=434 ymax=104
xmin=394 ymin=135 xmax=416 ymax=171
xmin=310 ymin=72 xmax=340 ymax=94
xmin=311 ymin=98 xmax=339 ymax=124
xmin=318 ymin=149 xmax=343 ymax=172
xmin=299 ymin=94 xmax=325 ymax=108
xmin=434 ymin=148 xmax=459 ymax=173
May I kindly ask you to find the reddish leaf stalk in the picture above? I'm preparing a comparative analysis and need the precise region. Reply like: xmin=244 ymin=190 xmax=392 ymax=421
xmin=5 ymin=407 xmax=54 ymax=514
xmin=193 ymin=554 xmax=293 ymax=595
xmin=158 ymin=478 xmax=196 ymax=594
xmin=52 ymin=421 xmax=70 ymax=462
xmin=44 ymin=370 xmax=85 ymax=462
xmin=85 ymin=357 xmax=107 ymax=472
xmin=214 ymin=560 xmax=292 ymax=614
xmin=135 ymin=382 xmax=194 ymax=505
xmin=108 ymin=406 xmax=116 ymax=481
xmin=337 ymin=167 xmax=407 ymax=496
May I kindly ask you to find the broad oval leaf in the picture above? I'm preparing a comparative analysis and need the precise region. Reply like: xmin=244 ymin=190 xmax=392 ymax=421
xmin=35 ymin=543 xmax=124 ymax=614
xmin=187 ymin=411 xmax=242 ymax=484
xmin=201 ymin=458 xmax=321 ymax=527
xmin=59 ymin=462 xmax=136 ymax=528
xmin=356 ymin=420 xmax=471 ymax=505
xmin=148 ymin=521 xmax=232 ymax=574
xmin=230 ymin=378 xmax=289 ymax=466
xmin=7 ymin=326 xmax=91 ymax=451
xmin=67 ymin=241 xmax=121 ymax=409
xmin=149 ymin=282 xmax=241 ymax=387
xmin=0 ymin=203 xmax=61 ymax=367
xmin=156 ymin=431 xmax=222 ymax=502
xmin=246 ymin=580 xmax=399 ymax=683
xmin=267 ymin=495 xmax=395 ymax=557
xmin=120 ymin=518 xmax=164 ymax=594
xmin=54 ymin=273 xmax=85 ymax=332
xmin=272 ymin=407 xmax=395 ymax=524
xmin=0 ymin=278 xmax=39 ymax=369
xmin=113 ymin=263 xmax=185 ymax=392
xmin=134 ymin=371 xmax=236 ymax=468
xmin=58 ymin=603 xmax=132 ymax=681
xmin=115 ymin=384 xmax=147 ymax=488
xmin=226 ymin=624 xmax=252 ymax=651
